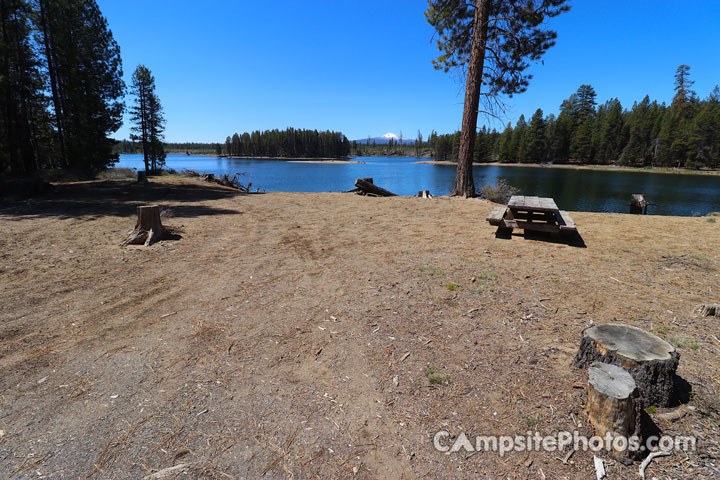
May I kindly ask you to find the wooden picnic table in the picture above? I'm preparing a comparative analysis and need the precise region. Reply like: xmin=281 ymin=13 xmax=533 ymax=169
xmin=486 ymin=195 xmax=577 ymax=235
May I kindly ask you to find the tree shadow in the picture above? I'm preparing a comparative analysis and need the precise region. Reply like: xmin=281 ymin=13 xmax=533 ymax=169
xmin=671 ymin=375 xmax=692 ymax=406
xmin=0 ymin=179 xmax=251 ymax=220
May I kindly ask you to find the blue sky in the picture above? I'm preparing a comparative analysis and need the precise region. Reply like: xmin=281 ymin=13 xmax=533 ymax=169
xmin=98 ymin=0 xmax=720 ymax=143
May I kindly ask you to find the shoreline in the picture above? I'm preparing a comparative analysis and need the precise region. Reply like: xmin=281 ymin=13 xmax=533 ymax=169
xmin=414 ymin=160 xmax=720 ymax=176
xmin=163 ymin=152 xmax=361 ymax=163
xmin=208 ymin=154 xmax=358 ymax=162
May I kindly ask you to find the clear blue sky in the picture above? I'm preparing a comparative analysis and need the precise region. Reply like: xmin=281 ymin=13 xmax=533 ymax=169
xmin=97 ymin=0 xmax=720 ymax=143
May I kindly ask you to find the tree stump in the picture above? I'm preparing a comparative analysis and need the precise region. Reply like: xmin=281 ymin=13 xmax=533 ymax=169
xmin=417 ymin=190 xmax=433 ymax=199
xmin=573 ymin=324 xmax=679 ymax=407
xmin=630 ymin=194 xmax=648 ymax=214
xmin=138 ymin=171 xmax=148 ymax=184
xmin=587 ymin=362 xmax=643 ymax=461
xmin=122 ymin=205 xmax=166 ymax=246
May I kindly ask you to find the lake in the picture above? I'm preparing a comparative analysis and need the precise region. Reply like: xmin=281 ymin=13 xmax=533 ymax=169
xmin=116 ymin=153 xmax=720 ymax=217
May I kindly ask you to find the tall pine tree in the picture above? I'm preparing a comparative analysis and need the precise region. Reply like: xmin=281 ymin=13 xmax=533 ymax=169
xmin=36 ymin=0 xmax=124 ymax=171
xmin=0 ymin=0 xmax=51 ymax=175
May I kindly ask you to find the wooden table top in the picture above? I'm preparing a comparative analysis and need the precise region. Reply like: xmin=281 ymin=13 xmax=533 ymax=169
xmin=508 ymin=195 xmax=559 ymax=212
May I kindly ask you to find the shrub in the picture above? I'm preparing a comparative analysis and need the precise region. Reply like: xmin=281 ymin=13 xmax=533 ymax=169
xmin=479 ymin=179 xmax=518 ymax=204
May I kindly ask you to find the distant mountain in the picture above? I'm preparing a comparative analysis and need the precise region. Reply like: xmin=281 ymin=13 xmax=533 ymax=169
xmin=352 ymin=132 xmax=416 ymax=145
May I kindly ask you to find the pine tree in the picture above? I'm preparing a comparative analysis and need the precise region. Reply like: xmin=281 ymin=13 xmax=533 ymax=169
xmin=687 ymin=86 xmax=720 ymax=168
xmin=672 ymin=64 xmax=696 ymax=120
xmin=498 ymin=122 xmax=514 ymax=162
xmin=426 ymin=0 xmax=569 ymax=196
xmin=146 ymin=90 xmax=165 ymax=171
xmin=525 ymin=109 xmax=547 ymax=162
xmin=0 ymin=0 xmax=50 ymax=175
xmin=570 ymin=118 xmax=594 ymax=162
xmin=231 ymin=133 xmax=240 ymax=156
xmin=595 ymin=99 xmax=625 ymax=164
xmin=129 ymin=65 xmax=165 ymax=173
xmin=37 ymin=0 xmax=125 ymax=171
xmin=511 ymin=114 xmax=527 ymax=162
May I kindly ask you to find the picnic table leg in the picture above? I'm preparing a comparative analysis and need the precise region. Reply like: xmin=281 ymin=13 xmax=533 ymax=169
xmin=495 ymin=208 xmax=513 ymax=238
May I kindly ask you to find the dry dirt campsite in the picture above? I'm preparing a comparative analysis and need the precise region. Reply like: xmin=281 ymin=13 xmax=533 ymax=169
xmin=1 ymin=176 xmax=719 ymax=479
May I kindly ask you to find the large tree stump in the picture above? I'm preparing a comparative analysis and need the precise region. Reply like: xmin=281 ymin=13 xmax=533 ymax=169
xmin=587 ymin=362 xmax=643 ymax=461
xmin=122 ymin=205 xmax=166 ymax=246
xmin=573 ymin=324 xmax=679 ymax=407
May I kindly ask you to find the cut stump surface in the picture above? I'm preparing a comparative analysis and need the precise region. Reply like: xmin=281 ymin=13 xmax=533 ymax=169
xmin=574 ymin=324 xmax=679 ymax=407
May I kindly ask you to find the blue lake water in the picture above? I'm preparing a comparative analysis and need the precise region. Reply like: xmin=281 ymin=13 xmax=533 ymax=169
xmin=116 ymin=153 xmax=720 ymax=217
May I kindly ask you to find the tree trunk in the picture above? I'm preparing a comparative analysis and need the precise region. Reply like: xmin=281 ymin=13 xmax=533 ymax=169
xmin=573 ymin=323 xmax=679 ymax=407
xmin=37 ymin=0 xmax=67 ymax=168
xmin=586 ymin=362 xmax=643 ymax=461
xmin=354 ymin=178 xmax=396 ymax=197
xmin=451 ymin=0 xmax=490 ymax=198
xmin=122 ymin=205 xmax=166 ymax=246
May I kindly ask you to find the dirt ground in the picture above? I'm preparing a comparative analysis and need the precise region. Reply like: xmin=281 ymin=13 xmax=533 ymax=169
xmin=1 ymin=177 xmax=719 ymax=479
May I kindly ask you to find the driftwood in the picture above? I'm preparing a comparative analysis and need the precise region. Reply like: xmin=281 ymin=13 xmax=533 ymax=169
xmin=201 ymin=173 xmax=250 ymax=192
xmin=638 ymin=449 xmax=671 ymax=479
xmin=574 ymin=324 xmax=679 ymax=407
xmin=586 ymin=362 xmax=643 ymax=461
xmin=346 ymin=177 xmax=373 ymax=193
xmin=354 ymin=177 xmax=396 ymax=197
xmin=122 ymin=205 xmax=167 ymax=246
xmin=701 ymin=303 xmax=719 ymax=317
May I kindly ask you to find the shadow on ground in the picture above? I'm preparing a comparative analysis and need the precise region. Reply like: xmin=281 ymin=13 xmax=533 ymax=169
xmin=494 ymin=229 xmax=587 ymax=248
xmin=0 ymin=179 xmax=248 ymax=220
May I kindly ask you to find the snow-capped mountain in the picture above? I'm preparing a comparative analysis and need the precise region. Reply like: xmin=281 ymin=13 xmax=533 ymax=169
xmin=352 ymin=132 xmax=416 ymax=145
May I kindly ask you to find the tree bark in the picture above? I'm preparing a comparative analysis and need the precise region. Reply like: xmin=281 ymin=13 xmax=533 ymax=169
xmin=122 ymin=205 xmax=166 ymax=246
xmin=451 ymin=0 xmax=490 ymax=197
xmin=573 ymin=323 xmax=680 ymax=407
xmin=37 ymin=0 xmax=67 ymax=168
xmin=586 ymin=362 xmax=643 ymax=461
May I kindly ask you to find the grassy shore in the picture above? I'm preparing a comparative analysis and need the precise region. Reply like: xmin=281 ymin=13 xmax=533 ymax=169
xmin=415 ymin=160 xmax=720 ymax=176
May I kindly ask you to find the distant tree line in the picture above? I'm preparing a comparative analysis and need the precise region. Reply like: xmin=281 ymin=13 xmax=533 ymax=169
xmin=1 ymin=0 xmax=125 ymax=176
xmin=222 ymin=128 xmax=350 ymax=158
xmin=431 ymin=65 xmax=720 ymax=169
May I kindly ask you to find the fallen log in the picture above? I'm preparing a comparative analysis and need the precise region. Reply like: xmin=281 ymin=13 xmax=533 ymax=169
xmin=573 ymin=323 xmax=679 ymax=407
xmin=354 ymin=177 xmax=396 ymax=197
xmin=586 ymin=362 xmax=643 ymax=461
xmin=201 ymin=172 xmax=249 ymax=192
xmin=122 ymin=205 xmax=167 ymax=246
xmin=345 ymin=178 xmax=373 ymax=193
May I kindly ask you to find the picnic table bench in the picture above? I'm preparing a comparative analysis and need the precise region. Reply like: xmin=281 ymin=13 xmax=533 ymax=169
xmin=486 ymin=195 xmax=577 ymax=236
